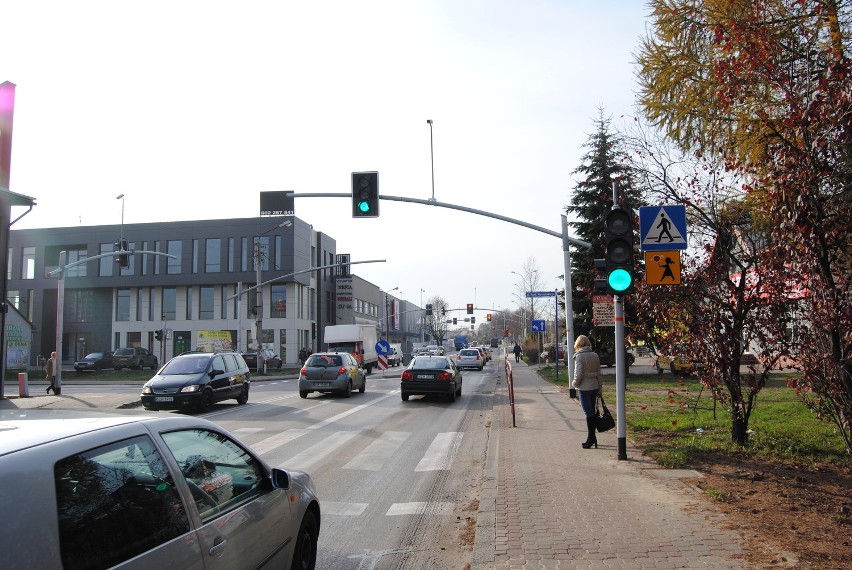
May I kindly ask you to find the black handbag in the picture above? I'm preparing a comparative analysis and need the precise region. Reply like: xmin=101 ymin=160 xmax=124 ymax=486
xmin=596 ymin=395 xmax=615 ymax=432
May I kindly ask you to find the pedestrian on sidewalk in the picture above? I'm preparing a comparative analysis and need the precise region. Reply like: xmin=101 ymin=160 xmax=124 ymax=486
xmin=44 ymin=351 xmax=57 ymax=394
xmin=513 ymin=342 xmax=522 ymax=363
xmin=571 ymin=335 xmax=601 ymax=449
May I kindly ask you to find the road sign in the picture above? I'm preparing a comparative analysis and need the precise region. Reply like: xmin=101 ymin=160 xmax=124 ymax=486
xmin=377 ymin=354 xmax=388 ymax=370
xmin=531 ymin=320 xmax=546 ymax=332
xmin=525 ymin=291 xmax=556 ymax=298
xmin=375 ymin=339 xmax=391 ymax=355
xmin=639 ymin=205 xmax=687 ymax=251
xmin=592 ymin=295 xmax=614 ymax=327
xmin=645 ymin=251 xmax=682 ymax=285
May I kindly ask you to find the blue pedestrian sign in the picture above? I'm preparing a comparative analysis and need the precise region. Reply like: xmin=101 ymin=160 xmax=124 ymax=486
xmin=639 ymin=205 xmax=687 ymax=251
xmin=531 ymin=320 xmax=546 ymax=333
xmin=375 ymin=339 xmax=391 ymax=355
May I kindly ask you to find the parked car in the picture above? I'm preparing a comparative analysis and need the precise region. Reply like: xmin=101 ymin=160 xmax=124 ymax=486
xmin=113 ymin=346 xmax=159 ymax=370
xmin=655 ymin=354 xmax=705 ymax=374
xmin=0 ymin=409 xmax=320 ymax=570
xmin=387 ymin=347 xmax=402 ymax=367
xmin=299 ymin=352 xmax=366 ymax=398
xmin=427 ymin=345 xmax=445 ymax=356
xmin=400 ymin=355 xmax=463 ymax=402
xmin=414 ymin=347 xmax=432 ymax=357
xmin=597 ymin=346 xmax=636 ymax=368
xmin=456 ymin=348 xmax=485 ymax=370
xmin=73 ymin=351 xmax=114 ymax=373
xmin=141 ymin=351 xmax=251 ymax=412
xmin=241 ymin=348 xmax=283 ymax=369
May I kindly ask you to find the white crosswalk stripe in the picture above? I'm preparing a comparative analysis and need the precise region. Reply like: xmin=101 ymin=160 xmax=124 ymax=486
xmin=251 ymin=428 xmax=309 ymax=455
xmin=415 ymin=432 xmax=463 ymax=472
xmin=386 ymin=502 xmax=454 ymax=516
xmin=278 ymin=430 xmax=361 ymax=471
xmin=342 ymin=431 xmax=410 ymax=471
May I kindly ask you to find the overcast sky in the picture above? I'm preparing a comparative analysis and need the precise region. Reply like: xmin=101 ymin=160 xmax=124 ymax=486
xmin=1 ymin=0 xmax=649 ymax=324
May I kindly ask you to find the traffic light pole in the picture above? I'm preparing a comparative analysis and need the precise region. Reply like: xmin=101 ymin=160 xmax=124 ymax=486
xmin=614 ymin=295 xmax=628 ymax=460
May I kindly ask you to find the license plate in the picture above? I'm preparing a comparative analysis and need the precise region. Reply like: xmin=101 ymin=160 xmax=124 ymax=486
xmin=314 ymin=382 xmax=330 ymax=387
xmin=416 ymin=375 xmax=433 ymax=380
xmin=154 ymin=396 xmax=174 ymax=402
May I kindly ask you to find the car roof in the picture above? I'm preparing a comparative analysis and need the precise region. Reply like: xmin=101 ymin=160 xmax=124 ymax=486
xmin=0 ymin=410 xmax=216 ymax=457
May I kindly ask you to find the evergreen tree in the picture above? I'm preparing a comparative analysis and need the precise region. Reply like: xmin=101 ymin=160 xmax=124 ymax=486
xmin=564 ymin=110 xmax=641 ymax=347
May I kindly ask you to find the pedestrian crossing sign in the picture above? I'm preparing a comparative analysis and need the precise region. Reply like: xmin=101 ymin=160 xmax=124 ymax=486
xmin=639 ymin=205 xmax=687 ymax=251
xmin=645 ymin=251 xmax=682 ymax=285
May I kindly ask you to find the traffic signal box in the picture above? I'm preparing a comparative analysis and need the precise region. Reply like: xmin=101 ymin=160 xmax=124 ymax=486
xmin=596 ymin=206 xmax=635 ymax=295
xmin=154 ymin=329 xmax=163 ymax=341
xmin=114 ymin=239 xmax=129 ymax=269
xmin=487 ymin=313 xmax=492 ymax=321
xmin=466 ymin=303 xmax=474 ymax=314
xmin=351 ymin=172 xmax=379 ymax=218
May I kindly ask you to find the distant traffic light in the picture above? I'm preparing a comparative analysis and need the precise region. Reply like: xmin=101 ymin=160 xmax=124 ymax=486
xmin=154 ymin=329 xmax=163 ymax=341
xmin=602 ymin=206 xmax=635 ymax=295
xmin=425 ymin=303 xmax=433 ymax=316
xmin=115 ymin=239 xmax=129 ymax=269
xmin=466 ymin=303 xmax=473 ymax=314
xmin=487 ymin=313 xmax=492 ymax=321
xmin=471 ymin=316 xmax=475 ymax=324
xmin=441 ymin=307 xmax=446 ymax=317
xmin=453 ymin=318 xmax=457 ymax=325
xmin=351 ymin=171 xmax=379 ymax=218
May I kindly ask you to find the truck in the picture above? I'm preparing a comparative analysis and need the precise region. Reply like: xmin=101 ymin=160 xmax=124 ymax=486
xmin=324 ymin=324 xmax=379 ymax=373
xmin=454 ymin=335 xmax=468 ymax=351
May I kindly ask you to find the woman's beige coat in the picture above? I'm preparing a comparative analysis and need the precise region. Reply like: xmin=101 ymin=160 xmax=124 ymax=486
xmin=572 ymin=346 xmax=601 ymax=391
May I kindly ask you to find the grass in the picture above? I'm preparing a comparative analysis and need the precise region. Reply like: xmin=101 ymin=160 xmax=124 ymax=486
xmin=537 ymin=364 xmax=851 ymax=469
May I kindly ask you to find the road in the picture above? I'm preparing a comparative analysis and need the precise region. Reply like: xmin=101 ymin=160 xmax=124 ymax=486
xmin=14 ymin=362 xmax=498 ymax=569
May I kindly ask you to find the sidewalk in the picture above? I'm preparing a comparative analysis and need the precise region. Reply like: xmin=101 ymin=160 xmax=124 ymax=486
xmin=473 ymin=358 xmax=747 ymax=569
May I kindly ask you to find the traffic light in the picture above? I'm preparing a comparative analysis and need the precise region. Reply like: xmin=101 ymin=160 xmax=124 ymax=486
xmin=115 ymin=239 xmax=129 ymax=269
xmin=441 ymin=307 xmax=446 ymax=317
xmin=426 ymin=303 xmax=433 ymax=316
xmin=453 ymin=318 xmax=457 ymax=325
xmin=466 ymin=303 xmax=473 ymax=314
xmin=351 ymin=171 xmax=379 ymax=218
xmin=471 ymin=316 xmax=476 ymax=324
xmin=602 ymin=206 xmax=635 ymax=295
xmin=154 ymin=329 xmax=163 ymax=341
xmin=487 ymin=313 xmax=492 ymax=321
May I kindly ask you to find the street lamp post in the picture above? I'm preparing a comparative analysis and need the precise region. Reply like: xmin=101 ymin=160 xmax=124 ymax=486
xmin=427 ymin=119 xmax=435 ymax=202
xmin=420 ymin=288 xmax=425 ymax=344
xmin=253 ymin=220 xmax=292 ymax=374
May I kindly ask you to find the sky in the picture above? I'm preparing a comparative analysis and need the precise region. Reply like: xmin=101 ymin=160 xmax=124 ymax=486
xmin=1 ymin=0 xmax=650 ymax=323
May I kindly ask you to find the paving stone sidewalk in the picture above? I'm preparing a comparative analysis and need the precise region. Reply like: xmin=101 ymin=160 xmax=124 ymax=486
xmin=473 ymin=358 xmax=747 ymax=569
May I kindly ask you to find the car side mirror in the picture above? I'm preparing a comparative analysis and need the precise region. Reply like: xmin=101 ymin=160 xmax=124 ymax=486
xmin=209 ymin=369 xmax=224 ymax=378
xmin=270 ymin=467 xmax=291 ymax=489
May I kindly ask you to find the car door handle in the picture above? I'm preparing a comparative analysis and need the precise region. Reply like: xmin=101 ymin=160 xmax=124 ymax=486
xmin=209 ymin=537 xmax=227 ymax=557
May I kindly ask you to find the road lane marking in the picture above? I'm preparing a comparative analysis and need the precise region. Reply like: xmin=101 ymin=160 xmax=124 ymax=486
xmin=414 ymin=432 xmax=463 ymax=471
xmin=232 ymin=427 xmax=264 ymax=436
xmin=386 ymin=502 xmax=454 ymax=516
xmin=252 ymin=428 xmax=309 ymax=455
xmin=323 ymin=502 xmax=369 ymax=516
xmin=342 ymin=431 xmax=411 ymax=471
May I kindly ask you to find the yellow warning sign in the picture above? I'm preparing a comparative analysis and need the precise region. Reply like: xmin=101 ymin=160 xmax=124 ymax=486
xmin=645 ymin=251 xmax=681 ymax=285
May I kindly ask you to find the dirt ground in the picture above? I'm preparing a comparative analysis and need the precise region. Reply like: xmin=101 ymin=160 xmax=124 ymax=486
xmin=637 ymin=435 xmax=852 ymax=569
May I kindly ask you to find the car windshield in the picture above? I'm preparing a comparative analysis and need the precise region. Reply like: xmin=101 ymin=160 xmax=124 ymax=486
xmin=160 ymin=356 xmax=210 ymax=375
xmin=306 ymin=355 xmax=343 ymax=367
xmin=82 ymin=353 xmax=104 ymax=359
xmin=460 ymin=350 xmax=479 ymax=357
xmin=114 ymin=348 xmax=134 ymax=356
xmin=411 ymin=358 xmax=450 ymax=370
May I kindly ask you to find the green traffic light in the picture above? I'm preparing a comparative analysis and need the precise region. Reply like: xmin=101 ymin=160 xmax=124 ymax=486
xmin=608 ymin=268 xmax=633 ymax=292
xmin=358 ymin=200 xmax=371 ymax=213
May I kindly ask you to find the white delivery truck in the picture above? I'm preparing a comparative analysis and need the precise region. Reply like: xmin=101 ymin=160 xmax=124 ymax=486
xmin=324 ymin=324 xmax=379 ymax=373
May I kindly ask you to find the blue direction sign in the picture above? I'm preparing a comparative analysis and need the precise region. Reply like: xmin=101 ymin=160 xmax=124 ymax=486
xmin=375 ymin=339 xmax=391 ymax=355
xmin=531 ymin=320 xmax=546 ymax=332
xmin=639 ymin=205 xmax=687 ymax=251
xmin=525 ymin=291 xmax=556 ymax=298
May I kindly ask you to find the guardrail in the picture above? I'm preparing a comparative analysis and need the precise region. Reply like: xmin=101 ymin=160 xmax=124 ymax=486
xmin=504 ymin=355 xmax=516 ymax=427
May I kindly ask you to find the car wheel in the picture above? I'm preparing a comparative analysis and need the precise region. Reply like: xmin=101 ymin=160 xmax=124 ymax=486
xmin=627 ymin=354 xmax=635 ymax=367
xmin=447 ymin=389 xmax=456 ymax=403
xmin=343 ymin=380 xmax=352 ymax=398
xmin=236 ymin=385 xmax=249 ymax=405
xmin=300 ymin=390 xmax=309 ymax=399
xmin=401 ymin=393 xmax=409 ymax=401
xmin=151 ymin=360 xmax=159 ymax=370
xmin=456 ymin=383 xmax=462 ymax=396
xmin=358 ymin=376 xmax=366 ymax=393
xmin=657 ymin=364 xmax=664 ymax=374
xmin=292 ymin=510 xmax=318 ymax=570
xmin=198 ymin=389 xmax=215 ymax=412
xmin=671 ymin=362 xmax=677 ymax=374
xmin=114 ymin=366 xmax=122 ymax=371
xmin=478 ymin=365 xmax=483 ymax=371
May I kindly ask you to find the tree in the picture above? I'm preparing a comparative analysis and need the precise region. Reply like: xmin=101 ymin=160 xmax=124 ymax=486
xmin=565 ymin=109 xmax=642 ymax=346
xmin=637 ymin=0 xmax=852 ymax=452
xmin=510 ymin=257 xmax=546 ymax=344
xmin=423 ymin=296 xmax=450 ymax=347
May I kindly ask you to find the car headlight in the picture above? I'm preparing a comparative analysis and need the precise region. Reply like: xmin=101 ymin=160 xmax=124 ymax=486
xmin=179 ymin=385 xmax=201 ymax=393
xmin=141 ymin=386 xmax=152 ymax=394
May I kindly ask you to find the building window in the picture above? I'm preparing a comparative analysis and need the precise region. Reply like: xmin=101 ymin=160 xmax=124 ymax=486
xmin=271 ymin=285 xmax=286 ymax=318
xmin=141 ymin=241 xmax=149 ymax=275
xmin=241 ymin=238 xmax=249 ymax=272
xmin=162 ymin=288 xmax=176 ymax=320
xmin=6 ymin=247 xmax=12 ymax=280
xmin=116 ymin=289 xmax=131 ymax=322
xmin=154 ymin=241 xmax=161 ymax=274
xmin=221 ymin=286 xmax=229 ymax=319
xmin=247 ymin=285 xmax=258 ymax=319
xmin=64 ymin=248 xmax=88 ymax=278
xmin=228 ymin=238 xmax=235 ymax=272
xmin=275 ymin=235 xmax=282 ymax=271
xmin=99 ymin=243 xmax=113 ymax=277
xmin=22 ymin=247 xmax=35 ymax=280
xmin=279 ymin=329 xmax=287 ymax=364
xmin=192 ymin=240 xmax=199 ymax=274
xmin=199 ymin=286 xmax=214 ymax=320
xmin=167 ymin=241 xmax=182 ymax=274
xmin=65 ymin=290 xmax=95 ymax=323
xmin=137 ymin=288 xmax=144 ymax=321
xmin=205 ymin=239 xmax=221 ymax=273
xmin=253 ymin=237 xmax=270 ymax=271
xmin=149 ymin=288 xmax=155 ymax=321
xmin=185 ymin=287 xmax=193 ymax=320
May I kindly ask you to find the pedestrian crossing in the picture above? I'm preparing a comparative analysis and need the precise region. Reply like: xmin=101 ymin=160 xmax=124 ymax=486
xmin=231 ymin=426 xmax=465 ymax=517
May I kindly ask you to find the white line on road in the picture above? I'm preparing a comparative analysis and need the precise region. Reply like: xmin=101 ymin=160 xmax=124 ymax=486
xmin=386 ymin=502 xmax=454 ymax=516
xmin=342 ymin=431 xmax=411 ymax=471
xmin=279 ymin=430 xmax=361 ymax=471
xmin=414 ymin=432 xmax=463 ymax=471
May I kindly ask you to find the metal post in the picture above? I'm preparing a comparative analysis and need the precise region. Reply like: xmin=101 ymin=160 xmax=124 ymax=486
xmin=554 ymin=288 xmax=559 ymax=379
xmin=427 ymin=119 xmax=435 ymax=202
xmin=255 ymin=242 xmax=264 ymax=374
xmin=561 ymin=215 xmax=576 ymax=391
xmin=615 ymin=295 xmax=627 ymax=460
xmin=54 ymin=251 xmax=66 ymax=395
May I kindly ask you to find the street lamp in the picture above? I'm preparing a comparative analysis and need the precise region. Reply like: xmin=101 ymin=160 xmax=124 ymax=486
xmin=426 ymin=119 xmax=435 ymax=202
xmin=116 ymin=194 xmax=125 ymax=241
xmin=254 ymin=220 xmax=292 ymax=373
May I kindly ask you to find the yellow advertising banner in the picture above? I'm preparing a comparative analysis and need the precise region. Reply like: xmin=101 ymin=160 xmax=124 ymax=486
xmin=196 ymin=330 xmax=234 ymax=352
xmin=645 ymin=251 xmax=682 ymax=285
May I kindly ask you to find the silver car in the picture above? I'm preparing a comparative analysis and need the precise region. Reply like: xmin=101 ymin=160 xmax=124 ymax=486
xmin=456 ymin=348 xmax=485 ymax=370
xmin=0 ymin=410 xmax=321 ymax=570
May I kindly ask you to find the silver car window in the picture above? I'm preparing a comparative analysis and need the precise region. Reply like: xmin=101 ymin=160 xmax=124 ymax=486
xmin=54 ymin=435 xmax=190 ymax=570
xmin=161 ymin=429 xmax=265 ymax=523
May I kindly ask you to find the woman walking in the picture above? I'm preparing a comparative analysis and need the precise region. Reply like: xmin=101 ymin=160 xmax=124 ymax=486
xmin=571 ymin=336 xmax=601 ymax=449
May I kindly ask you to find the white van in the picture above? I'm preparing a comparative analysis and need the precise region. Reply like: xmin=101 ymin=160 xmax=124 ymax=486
xmin=387 ymin=344 xmax=402 ymax=366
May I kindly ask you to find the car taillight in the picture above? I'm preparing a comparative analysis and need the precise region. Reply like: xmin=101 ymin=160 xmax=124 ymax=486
xmin=456 ymin=355 xmax=461 ymax=360
xmin=437 ymin=371 xmax=452 ymax=381
xmin=299 ymin=367 xmax=307 ymax=375
xmin=401 ymin=370 xmax=414 ymax=381
xmin=338 ymin=366 xmax=348 ymax=375
xmin=476 ymin=354 xmax=481 ymax=360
